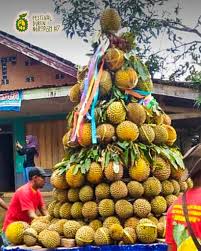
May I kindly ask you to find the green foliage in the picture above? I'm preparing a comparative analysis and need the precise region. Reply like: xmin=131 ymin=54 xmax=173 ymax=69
xmin=53 ymin=0 xmax=201 ymax=79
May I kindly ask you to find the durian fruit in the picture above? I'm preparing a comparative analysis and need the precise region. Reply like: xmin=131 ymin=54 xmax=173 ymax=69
xmin=159 ymin=216 xmax=166 ymax=224
xmin=170 ymin=179 xmax=181 ymax=195
xmin=116 ymin=121 xmax=139 ymax=141
xmin=96 ymin=124 xmax=115 ymax=143
xmin=136 ymin=219 xmax=157 ymax=243
xmin=82 ymin=201 xmax=98 ymax=219
xmin=115 ymin=200 xmax=133 ymax=219
xmin=163 ymin=125 xmax=177 ymax=145
xmin=75 ymin=226 xmax=95 ymax=246
xmin=95 ymin=183 xmax=110 ymax=200
xmin=104 ymin=161 xmax=123 ymax=181
xmin=86 ymin=162 xmax=103 ymax=184
xmin=124 ymin=217 xmax=139 ymax=230
xmin=89 ymin=220 xmax=103 ymax=231
xmin=115 ymin=68 xmax=138 ymax=90
xmin=152 ymin=156 xmax=171 ymax=181
xmin=105 ymin=48 xmax=124 ymax=71
xmin=133 ymin=199 xmax=151 ymax=218
xmin=179 ymin=181 xmax=188 ymax=192
xmin=122 ymin=227 xmax=137 ymax=244
xmin=109 ymin=224 xmax=124 ymax=241
xmin=166 ymin=194 xmax=178 ymax=208
xmin=161 ymin=180 xmax=174 ymax=196
xmin=100 ymin=8 xmax=121 ymax=33
xmin=66 ymin=165 xmax=85 ymax=188
xmin=103 ymin=216 xmax=121 ymax=228
xmin=69 ymin=83 xmax=81 ymax=103
xmin=151 ymin=196 xmax=167 ymax=216
xmin=136 ymin=78 xmax=153 ymax=92
xmin=162 ymin=113 xmax=172 ymax=125
xmin=127 ymin=181 xmax=144 ymax=198
xmin=68 ymin=188 xmax=80 ymax=202
xmin=53 ymin=189 xmax=68 ymax=202
xmin=32 ymin=215 xmax=51 ymax=224
xmin=79 ymin=185 xmax=94 ymax=202
xmin=98 ymin=199 xmax=115 ymax=217
xmin=187 ymin=178 xmax=194 ymax=189
xmin=48 ymin=200 xmax=57 ymax=216
xmin=129 ymin=158 xmax=150 ymax=182
xmin=148 ymin=215 xmax=159 ymax=225
xmin=127 ymin=103 xmax=146 ymax=125
xmin=110 ymin=181 xmax=128 ymax=199
xmin=62 ymin=129 xmax=79 ymax=148
xmin=94 ymin=227 xmax=111 ymax=245
xmin=63 ymin=220 xmax=81 ymax=238
xmin=31 ymin=221 xmax=49 ymax=234
xmin=171 ymin=166 xmax=186 ymax=181
xmin=99 ymin=70 xmax=113 ymax=96
xmin=38 ymin=229 xmax=60 ymax=248
xmin=23 ymin=228 xmax=38 ymax=246
xmin=50 ymin=169 xmax=68 ymax=190
xmin=153 ymin=125 xmax=168 ymax=145
xmin=53 ymin=202 xmax=63 ymax=218
xmin=79 ymin=123 xmax=92 ymax=147
xmin=59 ymin=202 xmax=72 ymax=219
xmin=48 ymin=219 xmax=67 ymax=235
xmin=106 ymin=101 xmax=126 ymax=124
xmin=157 ymin=222 xmax=165 ymax=238
xmin=143 ymin=177 xmax=162 ymax=198
xmin=139 ymin=124 xmax=155 ymax=144
xmin=152 ymin=113 xmax=164 ymax=125
xmin=5 ymin=221 xmax=29 ymax=245
xmin=71 ymin=202 xmax=83 ymax=219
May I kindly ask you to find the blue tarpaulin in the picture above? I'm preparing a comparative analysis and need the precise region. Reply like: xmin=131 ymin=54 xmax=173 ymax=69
xmin=3 ymin=244 xmax=168 ymax=251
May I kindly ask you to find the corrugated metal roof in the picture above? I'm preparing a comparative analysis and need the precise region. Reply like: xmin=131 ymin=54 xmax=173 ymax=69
xmin=0 ymin=30 xmax=77 ymax=78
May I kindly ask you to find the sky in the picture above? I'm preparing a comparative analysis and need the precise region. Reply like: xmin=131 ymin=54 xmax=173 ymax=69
xmin=0 ymin=0 xmax=201 ymax=73
xmin=0 ymin=0 xmax=90 ymax=65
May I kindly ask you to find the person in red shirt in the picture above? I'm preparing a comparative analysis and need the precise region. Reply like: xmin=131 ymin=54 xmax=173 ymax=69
xmin=2 ymin=167 xmax=50 ymax=245
xmin=166 ymin=144 xmax=201 ymax=251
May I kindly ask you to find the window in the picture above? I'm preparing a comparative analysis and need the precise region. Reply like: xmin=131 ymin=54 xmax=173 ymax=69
xmin=1 ymin=79 xmax=9 ymax=85
xmin=56 ymin=73 xmax=65 ymax=79
xmin=25 ymin=76 xmax=34 ymax=82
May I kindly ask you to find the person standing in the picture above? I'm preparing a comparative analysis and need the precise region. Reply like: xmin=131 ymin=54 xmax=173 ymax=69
xmin=16 ymin=135 xmax=39 ymax=183
xmin=165 ymin=143 xmax=201 ymax=251
xmin=2 ymin=167 xmax=49 ymax=245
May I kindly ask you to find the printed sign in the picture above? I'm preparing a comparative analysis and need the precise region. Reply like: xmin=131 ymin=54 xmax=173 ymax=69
xmin=0 ymin=91 xmax=23 ymax=111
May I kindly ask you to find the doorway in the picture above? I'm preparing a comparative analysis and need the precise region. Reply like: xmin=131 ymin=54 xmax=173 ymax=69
xmin=0 ymin=125 xmax=15 ymax=192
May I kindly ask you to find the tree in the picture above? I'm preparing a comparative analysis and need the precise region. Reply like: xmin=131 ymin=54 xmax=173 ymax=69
xmin=53 ymin=0 xmax=201 ymax=80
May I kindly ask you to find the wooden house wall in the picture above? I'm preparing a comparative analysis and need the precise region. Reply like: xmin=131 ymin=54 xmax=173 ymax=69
xmin=0 ymin=44 xmax=74 ymax=91
xmin=25 ymin=119 xmax=67 ymax=169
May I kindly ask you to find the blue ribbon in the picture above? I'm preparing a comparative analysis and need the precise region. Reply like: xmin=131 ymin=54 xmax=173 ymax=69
xmin=91 ymin=87 xmax=99 ymax=144
xmin=133 ymin=88 xmax=152 ymax=96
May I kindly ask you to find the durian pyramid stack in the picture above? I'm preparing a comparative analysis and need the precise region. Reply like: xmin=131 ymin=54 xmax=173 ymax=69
xmin=6 ymin=8 xmax=193 ymax=248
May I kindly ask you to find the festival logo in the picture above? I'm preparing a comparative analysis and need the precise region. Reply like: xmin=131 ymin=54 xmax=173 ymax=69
xmin=16 ymin=13 xmax=28 ymax=32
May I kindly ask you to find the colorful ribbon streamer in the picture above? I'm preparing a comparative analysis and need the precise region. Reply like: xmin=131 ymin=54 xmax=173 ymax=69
xmin=71 ymin=36 xmax=109 ymax=144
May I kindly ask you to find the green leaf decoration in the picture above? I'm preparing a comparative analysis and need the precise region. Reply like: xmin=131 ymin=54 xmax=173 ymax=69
xmin=20 ymin=13 xmax=27 ymax=18
xmin=72 ymin=164 xmax=79 ymax=175
xmin=130 ymin=56 xmax=150 ymax=81
xmin=113 ymin=161 xmax=120 ymax=174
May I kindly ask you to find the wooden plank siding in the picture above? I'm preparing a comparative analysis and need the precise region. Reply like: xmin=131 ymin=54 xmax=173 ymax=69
xmin=25 ymin=120 xmax=67 ymax=169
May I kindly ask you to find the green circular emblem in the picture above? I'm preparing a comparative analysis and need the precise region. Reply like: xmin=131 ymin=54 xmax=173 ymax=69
xmin=16 ymin=13 xmax=28 ymax=32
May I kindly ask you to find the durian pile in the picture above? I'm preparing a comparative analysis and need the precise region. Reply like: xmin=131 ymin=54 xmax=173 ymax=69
xmin=5 ymin=8 xmax=193 ymax=248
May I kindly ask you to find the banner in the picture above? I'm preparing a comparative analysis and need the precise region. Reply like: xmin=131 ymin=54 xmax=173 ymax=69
xmin=0 ymin=91 xmax=23 ymax=111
